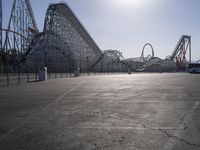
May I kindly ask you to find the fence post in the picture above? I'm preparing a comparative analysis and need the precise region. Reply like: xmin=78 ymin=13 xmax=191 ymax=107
xmin=7 ymin=74 xmax=9 ymax=86
xmin=121 ymin=63 xmax=123 ymax=74
xmin=107 ymin=62 xmax=109 ymax=75
xmin=18 ymin=74 xmax=20 ymax=84
xmin=27 ymin=55 xmax=30 ymax=82
xmin=87 ymin=56 xmax=89 ymax=76
xmin=101 ymin=59 xmax=103 ymax=75
xmin=66 ymin=67 xmax=67 ymax=78
xmin=35 ymin=72 xmax=37 ymax=81
xmin=69 ymin=55 xmax=72 ymax=77
xmin=27 ymin=72 xmax=30 ymax=83
xmin=112 ymin=61 xmax=114 ymax=74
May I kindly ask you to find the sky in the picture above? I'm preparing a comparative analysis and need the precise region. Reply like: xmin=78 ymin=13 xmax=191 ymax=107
xmin=2 ymin=0 xmax=200 ymax=61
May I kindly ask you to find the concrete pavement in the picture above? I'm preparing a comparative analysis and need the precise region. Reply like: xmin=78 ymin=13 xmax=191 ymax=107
xmin=0 ymin=73 xmax=200 ymax=150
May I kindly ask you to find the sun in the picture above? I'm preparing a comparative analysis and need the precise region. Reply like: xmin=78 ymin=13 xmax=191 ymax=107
xmin=115 ymin=0 xmax=145 ymax=9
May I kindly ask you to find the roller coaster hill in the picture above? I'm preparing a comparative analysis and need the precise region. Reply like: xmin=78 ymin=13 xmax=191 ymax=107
xmin=0 ymin=0 xmax=196 ymax=74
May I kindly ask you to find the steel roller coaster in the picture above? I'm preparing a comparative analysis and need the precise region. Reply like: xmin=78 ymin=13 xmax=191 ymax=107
xmin=127 ymin=35 xmax=191 ymax=72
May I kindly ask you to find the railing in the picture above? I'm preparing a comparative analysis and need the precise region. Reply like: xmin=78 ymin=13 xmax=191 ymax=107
xmin=0 ymin=69 xmax=129 ymax=87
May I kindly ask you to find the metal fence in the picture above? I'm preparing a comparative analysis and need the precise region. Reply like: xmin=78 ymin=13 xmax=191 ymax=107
xmin=0 ymin=65 xmax=129 ymax=87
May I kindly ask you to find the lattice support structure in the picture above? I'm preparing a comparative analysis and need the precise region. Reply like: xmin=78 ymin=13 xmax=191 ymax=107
xmin=2 ymin=0 xmax=38 ymax=67
xmin=89 ymin=49 xmax=134 ymax=72
xmin=27 ymin=2 xmax=103 ymax=73
xmin=169 ymin=35 xmax=191 ymax=69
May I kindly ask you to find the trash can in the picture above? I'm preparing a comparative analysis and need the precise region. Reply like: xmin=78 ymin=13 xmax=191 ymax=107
xmin=74 ymin=68 xmax=80 ymax=77
xmin=39 ymin=67 xmax=47 ymax=81
xmin=128 ymin=68 xmax=131 ymax=74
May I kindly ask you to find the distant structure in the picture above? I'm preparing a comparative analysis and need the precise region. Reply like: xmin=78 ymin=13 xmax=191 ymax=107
xmin=141 ymin=43 xmax=155 ymax=60
xmin=127 ymin=35 xmax=191 ymax=72
xmin=169 ymin=35 xmax=191 ymax=68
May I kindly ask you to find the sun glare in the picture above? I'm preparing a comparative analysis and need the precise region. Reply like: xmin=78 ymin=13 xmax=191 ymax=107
xmin=115 ymin=0 xmax=145 ymax=9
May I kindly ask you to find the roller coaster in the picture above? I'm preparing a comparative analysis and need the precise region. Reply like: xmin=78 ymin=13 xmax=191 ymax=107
xmin=130 ymin=35 xmax=191 ymax=72
xmin=0 ymin=0 xmax=193 ymax=73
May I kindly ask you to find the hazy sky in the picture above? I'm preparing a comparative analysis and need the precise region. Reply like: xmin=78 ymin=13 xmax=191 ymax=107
xmin=2 ymin=0 xmax=200 ymax=61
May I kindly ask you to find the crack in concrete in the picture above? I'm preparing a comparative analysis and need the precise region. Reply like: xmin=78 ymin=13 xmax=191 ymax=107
xmin=107 ymin=114 xmax=200 ymax=148
xmin=110 ymin=111 xmax=200 ymax=148
xmin=160 ymin=102 xmax=200 ymax=148
xmin=178 ymin=101 xmax=200 ymax=131
xmin=160 ymin=129 xmax=200 ymax=148
xmin=178 ymin=112 xmax=188 ymax=130
xmin=104 ymin=113 xmax=200 ymax=148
